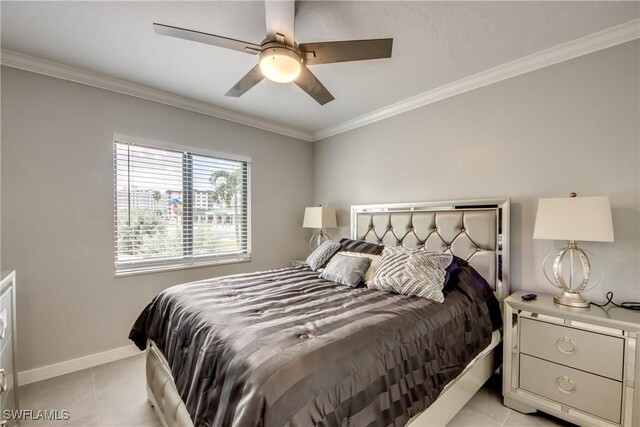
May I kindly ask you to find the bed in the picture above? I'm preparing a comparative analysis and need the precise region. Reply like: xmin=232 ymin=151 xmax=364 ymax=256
xmin=131 ymin=198 xmax=510 ymax=427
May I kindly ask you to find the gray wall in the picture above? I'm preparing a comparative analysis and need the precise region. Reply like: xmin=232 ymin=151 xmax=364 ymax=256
xmin=1 ymin=67 xmax=313 ymax=371
xmin=314 ymin=41 xmax=639 ymax=302
xmin=2 ymin=40 xmax=638 ymax=373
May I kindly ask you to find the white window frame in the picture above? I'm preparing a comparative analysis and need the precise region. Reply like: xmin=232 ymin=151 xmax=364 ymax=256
xmin=113 ymin=134 xmax=252 ymax=276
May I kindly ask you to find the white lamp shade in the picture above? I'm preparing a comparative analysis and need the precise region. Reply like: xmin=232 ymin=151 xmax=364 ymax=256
xmin=303 ymin=207 xmax=337 ymax=229
xmin=533 ymin=196 xmax=614 ymax=242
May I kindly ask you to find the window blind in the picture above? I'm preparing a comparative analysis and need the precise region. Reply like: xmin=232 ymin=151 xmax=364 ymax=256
xmin=114 ymin=139 xmax=251 ymax=275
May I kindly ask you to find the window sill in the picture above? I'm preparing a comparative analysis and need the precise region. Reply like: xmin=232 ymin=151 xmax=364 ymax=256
xmin=115 ymin=254 xmax=251 ymax=277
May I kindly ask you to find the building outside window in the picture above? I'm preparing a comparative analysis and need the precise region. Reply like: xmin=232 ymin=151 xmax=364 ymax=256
xmin=113 ymin=136 xmax=251 ymax=275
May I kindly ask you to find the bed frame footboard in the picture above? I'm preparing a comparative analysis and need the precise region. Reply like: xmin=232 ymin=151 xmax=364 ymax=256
xmin=146 ymin=340 xmax=194 ymax=427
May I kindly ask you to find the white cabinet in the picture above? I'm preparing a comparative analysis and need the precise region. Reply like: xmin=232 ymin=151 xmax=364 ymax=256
xmin=0 ymin=271 xmax=18 ymax=427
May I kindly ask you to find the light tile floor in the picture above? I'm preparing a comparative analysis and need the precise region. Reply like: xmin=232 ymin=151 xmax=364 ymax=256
xmin=446 ymin=374 xmax=575 ymax=427
xmin=18 ymin=354 xmax=574 ymax=427
xmin=19 ymin=354 xmax=158 ymax=427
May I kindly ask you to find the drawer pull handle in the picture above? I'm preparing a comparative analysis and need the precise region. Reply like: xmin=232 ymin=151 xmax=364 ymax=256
xmin=0 ymin=369 xmax=6 ymax=393
xmin=555 ymin=376 xmax=576 ymax=394
xmin=556 ymin=337 xmax=576 ymax=355
xmin=0 ymin=318 xmax=5 ymax=340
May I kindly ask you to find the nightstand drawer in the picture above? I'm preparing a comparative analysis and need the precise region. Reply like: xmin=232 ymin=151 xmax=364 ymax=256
xmin=520 ymin=317 xmax=624 ymax=380
xmin=520 ymin=354 xmax=622 ymax=424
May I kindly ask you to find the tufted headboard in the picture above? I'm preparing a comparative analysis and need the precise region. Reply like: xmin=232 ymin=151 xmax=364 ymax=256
xmin=351 ymin=199 xmax=510 ymax=300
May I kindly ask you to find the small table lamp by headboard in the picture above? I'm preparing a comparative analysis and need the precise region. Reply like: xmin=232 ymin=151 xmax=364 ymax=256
xmin=533 ymin=193 xmax=614 ymax=308
xmin=303 ymin=206 xmax=337 ymax=250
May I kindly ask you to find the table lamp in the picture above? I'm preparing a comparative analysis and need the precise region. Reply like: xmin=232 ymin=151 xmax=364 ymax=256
xmin=303 ymin=206 xmax=337 ymax=250
xmin=533 ymin=193 xmax=614 ymax=308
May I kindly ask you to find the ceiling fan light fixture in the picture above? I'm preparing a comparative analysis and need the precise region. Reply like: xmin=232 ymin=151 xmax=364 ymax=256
xmin=259 ymin=47 xmax=302 ymax=83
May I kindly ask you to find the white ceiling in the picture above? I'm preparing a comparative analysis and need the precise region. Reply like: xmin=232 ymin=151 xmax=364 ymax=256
xmin=2 ymin=1 xmax=638 ymax=134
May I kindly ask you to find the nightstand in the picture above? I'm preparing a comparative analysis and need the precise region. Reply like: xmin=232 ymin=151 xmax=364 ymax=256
xmin=291 ymin=259 xmax=307 ymax=267
xmin=503 ymin=291 xmax=640 ymax=426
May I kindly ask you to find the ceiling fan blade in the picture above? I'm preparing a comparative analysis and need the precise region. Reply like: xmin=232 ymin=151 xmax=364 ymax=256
xmin=294 ymin=66 xmax=334 ymax=105
xmin=225 ymin=65 xmax=265 ymax=97
xmin=153 ymin=23 xmax=261 ymax=54
xmin=264 ymin=0 xmax=295 ymax=46
xmin=300 ymin=38 xmax=393 ymax=65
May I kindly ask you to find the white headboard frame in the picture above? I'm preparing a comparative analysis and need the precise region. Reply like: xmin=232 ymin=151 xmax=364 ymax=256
xmin=351 ymin=198 xmax=510 ymax=300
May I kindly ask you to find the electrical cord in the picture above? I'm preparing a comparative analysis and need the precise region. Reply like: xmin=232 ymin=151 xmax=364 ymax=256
xmin=591 ymin=291 xmax=640 ymax=311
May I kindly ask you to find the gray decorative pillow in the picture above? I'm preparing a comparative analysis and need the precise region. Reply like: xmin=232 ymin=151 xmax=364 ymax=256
xmin=319 ymin=254 xmax=371 ymax=287
xmin=305 ymin=240 xmax=341 ymax=270
xmin=368 ymin=246 xmax=453 ymax=303
xmin=339 ymin=251 xmax=382 ymax=284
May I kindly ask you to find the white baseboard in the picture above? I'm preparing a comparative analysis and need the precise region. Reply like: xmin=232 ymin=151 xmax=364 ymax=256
xmin=18 ymin=344 xmax=141 ymax=386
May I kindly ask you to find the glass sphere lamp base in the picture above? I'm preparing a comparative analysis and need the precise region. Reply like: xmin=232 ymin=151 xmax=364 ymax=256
xmin=309 ymin=230 xmax=330 ymax=250
xmin=543 ymin=241 xmax=603 ymax=309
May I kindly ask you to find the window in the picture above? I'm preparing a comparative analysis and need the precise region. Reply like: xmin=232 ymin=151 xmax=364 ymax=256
xmin=114 ymin=136 xmax=251 ymax=275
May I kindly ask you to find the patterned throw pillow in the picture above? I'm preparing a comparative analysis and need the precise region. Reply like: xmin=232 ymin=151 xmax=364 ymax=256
xmin=338 ymin=251 xmax=382 ymax=285
xmin=368 ymin=246 xmax=453 ymax=303
xmin=305 ymin=240 xmax=341 ymax=271
xmin=319 ymin=254 xmax=371 ymax=287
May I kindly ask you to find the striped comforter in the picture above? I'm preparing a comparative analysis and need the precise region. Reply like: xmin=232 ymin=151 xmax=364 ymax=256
xmin=130 ymin=264 xmax=500 ymax=427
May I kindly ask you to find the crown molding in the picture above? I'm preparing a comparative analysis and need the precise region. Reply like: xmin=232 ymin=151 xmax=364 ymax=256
xmin=2 ymin=19 xmax=638 ymax=143
xmin=0 ymin=49 xmax=313 ymax=142
xmin=311 ymin=19 xmax=640 ymax=142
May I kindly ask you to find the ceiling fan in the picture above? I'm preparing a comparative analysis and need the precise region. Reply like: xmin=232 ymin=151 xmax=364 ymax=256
xmin=153 ymin=1 xmax=393 ymax=105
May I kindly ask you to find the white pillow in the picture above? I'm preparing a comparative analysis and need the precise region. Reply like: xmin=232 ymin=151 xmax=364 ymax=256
xmin=339 ymin=251 xmax=382 ymax=285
